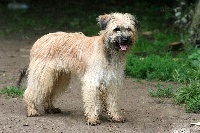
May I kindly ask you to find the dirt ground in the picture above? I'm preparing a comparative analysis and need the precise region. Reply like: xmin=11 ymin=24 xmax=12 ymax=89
xmin=0 ymin=36 xmax=200 ymax=133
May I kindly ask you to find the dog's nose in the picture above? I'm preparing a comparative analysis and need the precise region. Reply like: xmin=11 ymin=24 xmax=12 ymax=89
xmin=121 ymin=36 xmax=130 ymax=43
xmin=122 ymin=38 xmax=128 ymax=43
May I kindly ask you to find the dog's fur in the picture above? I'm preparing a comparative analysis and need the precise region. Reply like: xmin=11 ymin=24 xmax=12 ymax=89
xmin=23 ymin=12 xmax=138 ymax=125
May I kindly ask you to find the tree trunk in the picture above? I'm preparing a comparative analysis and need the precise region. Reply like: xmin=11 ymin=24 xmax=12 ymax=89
xmin=187 ymin=0 xmax=200 ymax=48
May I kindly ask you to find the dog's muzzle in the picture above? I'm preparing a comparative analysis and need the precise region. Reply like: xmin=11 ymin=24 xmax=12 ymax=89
xmin=116 ymin=36 xmax=132 ymax=51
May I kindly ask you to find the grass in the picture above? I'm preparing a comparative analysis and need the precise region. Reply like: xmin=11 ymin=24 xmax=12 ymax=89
xmin=125 ymin=54 xmax=183 ymax=81
xmin=174 ymin=82 xmax=200 ymax=113
xmin=146 ymin=50 xmax=199 ymax=112
xmin=1 ymin=86 xmax=24 ymax=97
xmin=148 ymin=84 xmax=174 ymax=98
xmin=129 ymin=49 xmax=200 ymax=113
xmin=188 ymin=49 xmax=200 ymax=68
xmin=174 ymin=82 xmax=200 ymax=104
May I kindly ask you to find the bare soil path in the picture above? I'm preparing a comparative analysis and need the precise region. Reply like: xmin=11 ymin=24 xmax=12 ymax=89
xmin=0 ymin=37 xmax=200 ymax=133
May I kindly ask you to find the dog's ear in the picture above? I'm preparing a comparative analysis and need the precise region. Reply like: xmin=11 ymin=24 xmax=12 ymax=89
xmin=131 ymin=15 xmax=140 ymax=30
xmin=97 ymin=14 xmax=111 ymax=30
xmin=126 ymin=14 xmax=140 ymax=30
xmin=134 ymin=19 xmax=140 ymax=30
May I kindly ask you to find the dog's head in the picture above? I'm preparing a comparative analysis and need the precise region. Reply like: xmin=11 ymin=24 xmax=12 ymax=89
xmin=97 ymin=13 xmax=139 ymax=51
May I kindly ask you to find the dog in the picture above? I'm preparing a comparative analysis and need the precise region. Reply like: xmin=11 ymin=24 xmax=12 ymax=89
xmin=23 ymin=12 xmax=139 ymax=126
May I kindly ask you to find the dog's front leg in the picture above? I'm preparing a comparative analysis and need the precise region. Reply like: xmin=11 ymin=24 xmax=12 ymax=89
xmin=82 ymin=83 xmax=101 ymax=126
xmin=106 ymin=86 xmax=126 ymax=123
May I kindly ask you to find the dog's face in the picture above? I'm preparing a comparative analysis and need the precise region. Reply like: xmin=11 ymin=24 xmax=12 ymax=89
xmin=97 ymin=13 xmax=139 ymax=52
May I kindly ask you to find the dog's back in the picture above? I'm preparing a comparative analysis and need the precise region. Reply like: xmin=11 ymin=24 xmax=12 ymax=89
xmin=30 ymin=32 xmax=104 ymax=74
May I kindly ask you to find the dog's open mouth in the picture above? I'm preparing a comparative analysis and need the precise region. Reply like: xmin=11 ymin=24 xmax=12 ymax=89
xmin=119 ymin=44 xmax=128 ymax=51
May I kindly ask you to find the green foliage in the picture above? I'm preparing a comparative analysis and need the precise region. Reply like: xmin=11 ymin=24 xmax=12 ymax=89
xmin=125 ymin=54 xmax=180 ymax=81
xmin=172 ymin=50 xmax=200 ymax=83
xmin=142 ymin=50 xmax=200 ymax=113
xmin=148 ymin=84 xmax=174 ymax=98
xmin=172 ymin=67 xmax=199 ymax=83
xmin=188 ymin=49 xmax=200 ymax=68
xmin=0 ymin=1 xmax=176 ymax=37
xmin=1 ymin=86 xmax=24 ymax=97
xmin=132 ymin=31 xmax=181 ymax=53
xmin=174 ymin=82 xmax=200 ymax=104
xmin=174 ymin=82 xmax=200 ymax=113
xmin=185 ymin=95 xmax=200 ymax=113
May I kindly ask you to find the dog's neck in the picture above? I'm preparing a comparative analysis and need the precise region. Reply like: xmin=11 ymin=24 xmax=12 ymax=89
xmin=101 ymin=36 xmax=126 ymax=67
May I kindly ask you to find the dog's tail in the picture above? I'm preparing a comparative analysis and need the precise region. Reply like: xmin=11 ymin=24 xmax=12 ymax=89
xmin=16 ymin=65 xmax=28 ymax=88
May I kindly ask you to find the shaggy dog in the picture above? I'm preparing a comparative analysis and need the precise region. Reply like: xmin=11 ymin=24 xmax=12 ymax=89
xmin=23 ymin=12 xmax=139 ymax=125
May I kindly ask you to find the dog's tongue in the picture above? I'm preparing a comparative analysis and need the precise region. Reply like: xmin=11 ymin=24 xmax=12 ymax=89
xmin=120 ymin=44 xmax=128 ymax=51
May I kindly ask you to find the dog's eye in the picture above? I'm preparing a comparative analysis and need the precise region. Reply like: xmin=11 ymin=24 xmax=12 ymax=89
xmin=114 ymin=28 xmax=120 ymax=32
xmin=127 ymin=28 xmax=132 ymax=31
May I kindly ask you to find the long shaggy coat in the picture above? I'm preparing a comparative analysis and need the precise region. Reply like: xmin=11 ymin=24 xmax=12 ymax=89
xmin=23 ymin=12 xmax=138 ymax=125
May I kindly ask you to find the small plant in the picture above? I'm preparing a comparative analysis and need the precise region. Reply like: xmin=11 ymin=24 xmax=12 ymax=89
xmin=148 ymin=84 xmax=174 ymax=98
xmin=172 ymin=67 xmax=199 ymax=84
xmin=172 ymin=50 xmax=200 ymax=83
xmin=188 ymin=49 xmax=200 ymax=68
xmin=174 ymin=82 xmax=200 ymax=113
xmin=185 ymin=95 xmax=200 ymax=113
xmin=1 ymin=86 xmax=24 ymax=97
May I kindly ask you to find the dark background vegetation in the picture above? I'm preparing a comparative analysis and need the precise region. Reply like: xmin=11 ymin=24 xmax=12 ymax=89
xmin=0 ymin=0 xmax=187 ymax=36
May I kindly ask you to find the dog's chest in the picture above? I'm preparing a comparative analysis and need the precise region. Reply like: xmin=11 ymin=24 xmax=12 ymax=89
xmin=88 ymin=59 xmax=125 ymax=86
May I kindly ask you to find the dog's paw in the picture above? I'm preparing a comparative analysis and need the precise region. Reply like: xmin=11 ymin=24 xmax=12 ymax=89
xmin=27 ymin=109 xmax=40 ymax=117
xmin=86 ymin=117 xmax=101 ymax=126
xmin=51 ymin=108 xmax=62 ymax=113
xmin=44 ymin=108 xmax=61 ymax=114
xmin=109 ymin=115 xmax=126 ymax=123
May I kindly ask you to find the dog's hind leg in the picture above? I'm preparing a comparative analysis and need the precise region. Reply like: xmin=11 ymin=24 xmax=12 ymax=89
xmin=24 ymin=68 xmax=41 ymax=117
xmin=24 ymin=66 xmax=64 ymax=116
xmin=24 ymin=89 xmax=40 ymax=117
xmin=43 ymin=72 xmax=71 ymax=114
xmin=43 ymin=93 xmax=62 ymax=114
